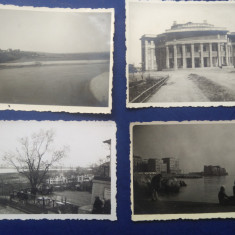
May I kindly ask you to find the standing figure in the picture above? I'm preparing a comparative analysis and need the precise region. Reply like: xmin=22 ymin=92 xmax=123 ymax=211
xmin=150 ymin=174 xmax=162 ymax=201
xmin=92 ymin=196 xmax=103 ymax=214
xmin=103 ymin=199 xmax=111 ymax=214
xmin=233 ymin=181 xmax=235 ymax=197
xmin=218 ymin=186 xmax=229 ymax=205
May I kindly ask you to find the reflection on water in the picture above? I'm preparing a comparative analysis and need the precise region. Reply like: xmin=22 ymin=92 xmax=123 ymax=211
xmin=162 ymin=175 xmax=235 ymax=203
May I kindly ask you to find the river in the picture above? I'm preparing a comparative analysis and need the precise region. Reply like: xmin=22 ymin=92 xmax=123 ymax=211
xmin=0 ymin=61 xmax=109 ymax=107
xmin=0 ymin=168 xmax=17 ymax=174
xmin=162 ymin=175 xmax=235 ymax=203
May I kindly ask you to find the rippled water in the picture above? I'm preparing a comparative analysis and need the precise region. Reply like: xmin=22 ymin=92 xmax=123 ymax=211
xmin=162 ymin=175 xmax=235 ymax=203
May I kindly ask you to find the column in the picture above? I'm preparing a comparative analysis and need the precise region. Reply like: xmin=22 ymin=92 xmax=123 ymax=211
xmin=231 ymin=46 xmax=234 ymax=65
xmin=151 ymin=49 xmax=154 ymax=70
xmin=225 ymin=44 xmax=229 ymax=66
xmin=182 ymin=44 xmax=186 ymax=69
xmin=200 ymin=43 xmax=204 ymax=68
xmin=228 ymin=46 xmax=231 ymax=65
xmin=191 ymin=44 xmax=195 ymax=69
xmin=228 ymin=45 xmax=232 ymax=65
xmin=209 ymin=43 xmax=213 ymax=67
xmin=173 ymin=45 xmax=178 ymax=69
xmin=166 ymin=46 xmax=169 ymax=69
xmin=145 ymin=41 xmax=149 ymax=70
xmin=217 ymin=43 xmax=221 ymax=67
xmin=155 ymin=48 xmax=158 ymax=71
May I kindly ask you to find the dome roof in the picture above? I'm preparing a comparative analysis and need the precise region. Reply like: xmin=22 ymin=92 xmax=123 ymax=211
xmin=165 ymin=21 xmax=228 ymax=34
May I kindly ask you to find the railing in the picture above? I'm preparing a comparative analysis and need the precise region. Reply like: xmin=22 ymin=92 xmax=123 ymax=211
xmin=130 ymin=76 xmax=169 ymax=103
xmin=9 ymin=191 xmax=79 ymax=214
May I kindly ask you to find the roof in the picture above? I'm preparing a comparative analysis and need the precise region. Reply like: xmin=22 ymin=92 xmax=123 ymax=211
xmin=140 ymin=34 xmax=157 ymax=40
xmin=165 ymin=21 xmax=228 ymax=34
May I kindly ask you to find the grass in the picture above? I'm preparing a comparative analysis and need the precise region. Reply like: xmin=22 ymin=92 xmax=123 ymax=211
xmin=188 ymin=73 xmax=235 ymax=101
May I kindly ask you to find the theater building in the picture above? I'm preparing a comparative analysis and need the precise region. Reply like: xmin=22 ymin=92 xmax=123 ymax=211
xmin=141 ymin=21 xmax=235 ymax=71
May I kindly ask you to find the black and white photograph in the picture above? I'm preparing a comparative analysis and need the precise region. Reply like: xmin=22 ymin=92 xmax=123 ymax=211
xmin=0 ymin=5 xmax=114 ymax=113
xmin=131 ymin=121 xmax=235 ymax=220
xmin=0 ymin=121 xmax=116 ymax=220
xmin=126 ymin=1 xmax=235 ymax=107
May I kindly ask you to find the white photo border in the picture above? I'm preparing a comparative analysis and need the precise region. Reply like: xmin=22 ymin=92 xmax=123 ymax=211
xmin=0 ymin=4 xmax=114 ymax=114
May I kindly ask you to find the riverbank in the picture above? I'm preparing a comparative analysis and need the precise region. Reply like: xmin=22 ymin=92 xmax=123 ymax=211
xmin=134 ymin=199 xmax=235 ymax=214
xmin=89 ymin=72 xmax=109 ymax=106
xmin=0 ymin=59 xmax=109 ymax=69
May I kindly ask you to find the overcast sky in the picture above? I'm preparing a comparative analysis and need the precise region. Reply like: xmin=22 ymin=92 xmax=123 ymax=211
xmin=0 ymin=121 xmax=115 ymax=168
xmin=133 ymin=123 xmax=235 ymax=174
xmin=0 ymin=8 xmax=112 ymax=53
xmin=127 ymin=1 xmax=235 ymax=65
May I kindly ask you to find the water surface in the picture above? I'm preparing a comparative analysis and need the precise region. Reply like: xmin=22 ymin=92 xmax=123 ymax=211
xmin=162 ymin=175 xmax=235 ymax=203
xmin=0 ymin=62 xmax=109 ymax=107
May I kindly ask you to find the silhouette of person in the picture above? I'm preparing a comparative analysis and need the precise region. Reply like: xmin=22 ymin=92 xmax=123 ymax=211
xmin=92 ymin=196 xmax=103 ymax=214
xmin=218 ymin=186 xmax=229 ymax=205
xmin=103 ymin=199 xmax=111 ymax=214
xmin=151 ymin=174 xmax=162 ymax=201
xmin=233 ymin=181 xmax=235 ymax=197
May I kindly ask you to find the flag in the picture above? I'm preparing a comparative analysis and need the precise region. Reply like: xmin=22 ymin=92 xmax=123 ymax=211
xmin=103 ymin=139 xmax=111 ymax=145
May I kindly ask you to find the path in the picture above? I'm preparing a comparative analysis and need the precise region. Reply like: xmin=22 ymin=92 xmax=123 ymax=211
xmin=147 ymin=71 xmax=209 ymax=103
xmin=147 ymin=69 xmax=235 ymax=103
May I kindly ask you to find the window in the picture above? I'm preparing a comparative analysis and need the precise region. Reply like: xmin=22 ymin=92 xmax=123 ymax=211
xmin=178 ymin=46 xmax=182 ymax=54
xmin=212 ymin=44 xmax=217 ymax=51
xmin=186 ymin=45 xmax=191 ymax=53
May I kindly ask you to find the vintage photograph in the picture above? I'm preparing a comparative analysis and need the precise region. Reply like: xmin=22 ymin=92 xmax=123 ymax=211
xmin=0 ymin=5 xmax=114 ymax=113
xmin=126 ymin=1 xmax=235 ymax=107
xmin=131 ymin=121 xmax=235 ymax=220
xmin=0 ymin=121 xmax=116 ymax=220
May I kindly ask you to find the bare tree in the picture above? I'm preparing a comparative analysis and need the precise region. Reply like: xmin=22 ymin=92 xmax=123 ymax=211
xmin=3 ymin=129 xmax=68 ymax=194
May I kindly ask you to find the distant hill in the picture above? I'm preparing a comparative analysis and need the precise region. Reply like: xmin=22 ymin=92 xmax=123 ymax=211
xmin=0 ymin=50 xmax=110 ymax=63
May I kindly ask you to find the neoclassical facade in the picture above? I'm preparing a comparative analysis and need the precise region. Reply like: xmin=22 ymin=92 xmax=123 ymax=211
xmin=141 ymin=21 xmax=235 ymax=71
xmin=140 ymin=34 xmax=157 ymax=71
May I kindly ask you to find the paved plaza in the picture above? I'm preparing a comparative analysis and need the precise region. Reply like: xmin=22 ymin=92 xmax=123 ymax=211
xmin=147 ymin=68 xmax=235 ymax=103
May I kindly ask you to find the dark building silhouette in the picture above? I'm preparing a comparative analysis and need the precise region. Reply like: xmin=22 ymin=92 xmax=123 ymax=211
xmin=162 ymin=157 xmax=180 ymax=174
xmin=204 ymin=165 xmax=228 ymax=176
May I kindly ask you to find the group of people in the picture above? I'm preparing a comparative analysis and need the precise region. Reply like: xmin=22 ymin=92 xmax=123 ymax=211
xmin=92 ymin=196 xmax=111 ymax=214
xmin=218 ymin=183 xmax=235 ymax=205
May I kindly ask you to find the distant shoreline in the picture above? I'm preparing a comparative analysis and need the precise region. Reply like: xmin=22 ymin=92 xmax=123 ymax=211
xmin=0 ymin=60 xmax=109 ymax=69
